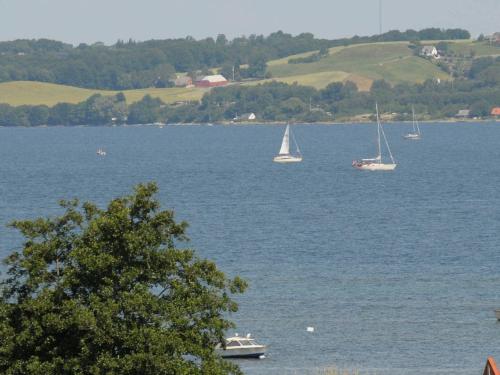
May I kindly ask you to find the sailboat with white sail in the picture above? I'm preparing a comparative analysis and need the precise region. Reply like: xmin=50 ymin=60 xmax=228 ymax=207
xmin=352 ymin=104 xmax=397 ymax=171
xmin=273 ymin=124 xmax=302 ymax=163
xmin=403 ymin=106 xmax=422 ymax=140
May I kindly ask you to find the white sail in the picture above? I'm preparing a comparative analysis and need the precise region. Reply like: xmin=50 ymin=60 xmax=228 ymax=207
xmin=273 ymin=124 xmax=302 ymax=163
xmin=415 ymin=112 xmax=421 ymax=135
xmin=412 ymin=106 xmax=417 ymax=133
xmin=279 ymin=125 xmax=290 ymax=155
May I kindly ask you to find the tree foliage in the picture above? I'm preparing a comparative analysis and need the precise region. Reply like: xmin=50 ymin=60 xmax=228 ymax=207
xmin=0 ymin=183 xmax=246 ymax=375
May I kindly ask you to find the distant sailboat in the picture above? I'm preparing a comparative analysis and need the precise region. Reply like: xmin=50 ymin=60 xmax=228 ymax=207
xmin=352 ymin=103 xmax=397 ymax=171
xmin=273 ymin=124 xmax=302 ymax=163
xmin=403 ymin=106 xmax=422 ymax=140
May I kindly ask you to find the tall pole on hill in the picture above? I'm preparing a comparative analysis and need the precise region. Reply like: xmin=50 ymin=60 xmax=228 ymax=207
xmin=379 ymin=0 xmax=383 ymax=35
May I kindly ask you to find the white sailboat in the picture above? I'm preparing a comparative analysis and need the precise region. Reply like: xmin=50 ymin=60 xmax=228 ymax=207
xmin=273 ymin=124 xmax=302 ymax=163
xmin=403 ymin=106 xmax=422 ymax=140
xmin=352 ymin=104 xmax=397 ymax=171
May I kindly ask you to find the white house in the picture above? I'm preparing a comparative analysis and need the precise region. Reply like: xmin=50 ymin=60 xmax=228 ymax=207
xmin=420 ymin=45 xmax=439 ymax=58
xmin=233 ymin=113 xmax=256 ymax=121
xmin=456 ymin=109 xmax=470 ymax=118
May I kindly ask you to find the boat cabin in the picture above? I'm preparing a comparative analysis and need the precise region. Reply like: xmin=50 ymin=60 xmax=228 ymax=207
xmin=225 ymin=336 xmax=260 ymax=347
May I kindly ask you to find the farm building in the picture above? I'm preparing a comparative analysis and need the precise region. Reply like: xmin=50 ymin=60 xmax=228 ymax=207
xmin=456 ymin=109 xmax=471 ymax=118
xmin=172 ymin=76 xmax=193 ymax=87
xmin=420 ymin=45 xmax=439 ymax=58
xmin=491 ymin=33 xmax=500 ymax=43
xmin=195 ymin=74 xmax=228 ymax=88
xmin=491 ymin=107 xmax=500 ymax=116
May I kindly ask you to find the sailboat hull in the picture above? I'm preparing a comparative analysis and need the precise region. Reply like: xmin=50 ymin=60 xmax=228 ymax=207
xmin=353 ymin=162 xmax=396 ymax=171
xmin=273 ymin=155 xmax=302 ymax=163
xmin=403 ymin=133 xmax=421 ymax=140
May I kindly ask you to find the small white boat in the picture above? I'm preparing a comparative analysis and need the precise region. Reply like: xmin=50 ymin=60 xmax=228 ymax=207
xmin=495 ymin=309 xmax=500 ymax=320
xmin=216 ymin=334 xmax=267 ymax=359
xmin=403 ymin=106 xmax=422 ymax=140
xmin=353 ymin=103 xmax=397 ymax=171
xmin=273 ymin=124 xmax=302 ymax=163
xmin=96 ymin=148 xmax=107 ymax=156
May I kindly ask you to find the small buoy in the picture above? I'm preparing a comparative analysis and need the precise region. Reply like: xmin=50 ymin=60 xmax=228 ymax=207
xmin=306 ymin=326 xmax=314 ymax=332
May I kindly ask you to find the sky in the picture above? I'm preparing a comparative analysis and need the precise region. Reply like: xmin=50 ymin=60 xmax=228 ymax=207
xmin=0 ymin=0 xmax=499 ymax=45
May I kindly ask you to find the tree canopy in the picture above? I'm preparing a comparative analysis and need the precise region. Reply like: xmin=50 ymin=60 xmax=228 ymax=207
xmin=0 ymin=183 xmax=246 ymax=375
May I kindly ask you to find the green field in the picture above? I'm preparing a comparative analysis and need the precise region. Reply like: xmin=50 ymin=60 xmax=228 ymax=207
xmin=266 ymin=41 xmax=450 ymax=89
xmin=446 ymin=40 xmax=500 ymax=57
xmin=0 ymin=81 xmax=207 ymax=106
xmin=243 ymin=71 xmax=351 ymax=89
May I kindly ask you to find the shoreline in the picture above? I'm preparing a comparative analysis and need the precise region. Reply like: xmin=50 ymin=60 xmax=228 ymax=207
xmin=0 ymin=119 xmax=498 ymax=128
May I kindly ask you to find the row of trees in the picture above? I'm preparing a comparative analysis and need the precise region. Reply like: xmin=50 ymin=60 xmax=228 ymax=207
xmin=0 ymin=28 xmax=470 ymax=90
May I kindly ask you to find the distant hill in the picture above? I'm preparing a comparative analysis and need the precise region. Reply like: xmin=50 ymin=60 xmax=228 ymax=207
xmin=0 ymin=28 xmax=470 ymax=90
xmin=1 ymin=39 xmax=499 ymax=107
xmin=262 ymin=40 xmax=500 ymax=90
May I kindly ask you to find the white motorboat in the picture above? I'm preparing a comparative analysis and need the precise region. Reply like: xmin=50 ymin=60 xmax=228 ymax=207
xmin=353 ymin=103 xmax=397 ymax=171
xmin=216 ymin=334 xmax=267 ymax=359
xmin=96 ymin=148 xmax=107 ymax=156
xmin=403 ymin=106 xmax=422 ymax=140
xmin=273 ymin=124 xmax=302 ymax=163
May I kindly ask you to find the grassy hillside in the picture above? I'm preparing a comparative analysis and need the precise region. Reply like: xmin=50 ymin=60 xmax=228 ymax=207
xmin=1 ymin=40 xmax=497 ymax=106
xmin=265 ymin=40 xmax=500 ymax=90
xmin=0 ymin=81 xmax=206 ymax=106
xmin=266 ymin=42 xmax=450 ymax=90
xmin=446 ymin=40 xmax=500 ymax=57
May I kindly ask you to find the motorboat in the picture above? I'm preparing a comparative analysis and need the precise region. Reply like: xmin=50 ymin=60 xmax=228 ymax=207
xmin=96 ymin=148 xmax=107 ymax=156
xmin=216 ymin=334 xmax=267 ymax=359
xmin=273 ymin=124 xmax=302 ymax=163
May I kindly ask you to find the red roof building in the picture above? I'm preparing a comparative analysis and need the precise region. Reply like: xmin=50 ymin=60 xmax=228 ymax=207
xmin=491 ymin=107 xmax=500 ymax=116
xmin=195 ymin=74 xmax=228 ymax=88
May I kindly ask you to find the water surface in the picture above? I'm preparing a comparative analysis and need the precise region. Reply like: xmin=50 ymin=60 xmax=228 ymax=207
xmin=1 ymin=123 xmax=499 ymax=374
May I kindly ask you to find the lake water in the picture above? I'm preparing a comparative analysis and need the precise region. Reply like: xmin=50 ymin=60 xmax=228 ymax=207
xmin=1 ymin=123 xmax=500 ymax=374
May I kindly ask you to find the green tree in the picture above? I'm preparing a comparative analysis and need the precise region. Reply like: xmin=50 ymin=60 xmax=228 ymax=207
xmin=26 ymin=105 xmax=50 ymax=126
xmin=127 ymin=95 xmax=164 ymax=124
xmin=0 ymin=183 xmax=246 ymax=375
xmin=470 ymin=100 xmax=491 ymax=117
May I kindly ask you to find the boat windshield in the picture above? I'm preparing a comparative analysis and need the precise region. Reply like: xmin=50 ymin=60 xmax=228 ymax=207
xmin=226 ymin=340 xmax=241 ymax=347
xmin=238 ymin=339 xmax=256 ymax=346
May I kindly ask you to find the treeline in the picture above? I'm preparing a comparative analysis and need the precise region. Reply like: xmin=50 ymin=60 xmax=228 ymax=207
xmin=0 ymin=28 xmax=470 ymax=90
xmin=0 ymin=94 xmax=127 ymax=126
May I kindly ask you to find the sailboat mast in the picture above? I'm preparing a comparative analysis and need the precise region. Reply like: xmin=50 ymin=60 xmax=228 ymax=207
xmin=412 ymin=106 xmax=417 ymax=133
xmin=415 ymin=112 xmax=421 ymax=135
xmin=376 ymin=103 xmax=382 ymax=163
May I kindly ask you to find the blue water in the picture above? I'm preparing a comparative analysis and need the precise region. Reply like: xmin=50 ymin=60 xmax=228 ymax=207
xmin=1 ymin=123 xmax=500 ymax=374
